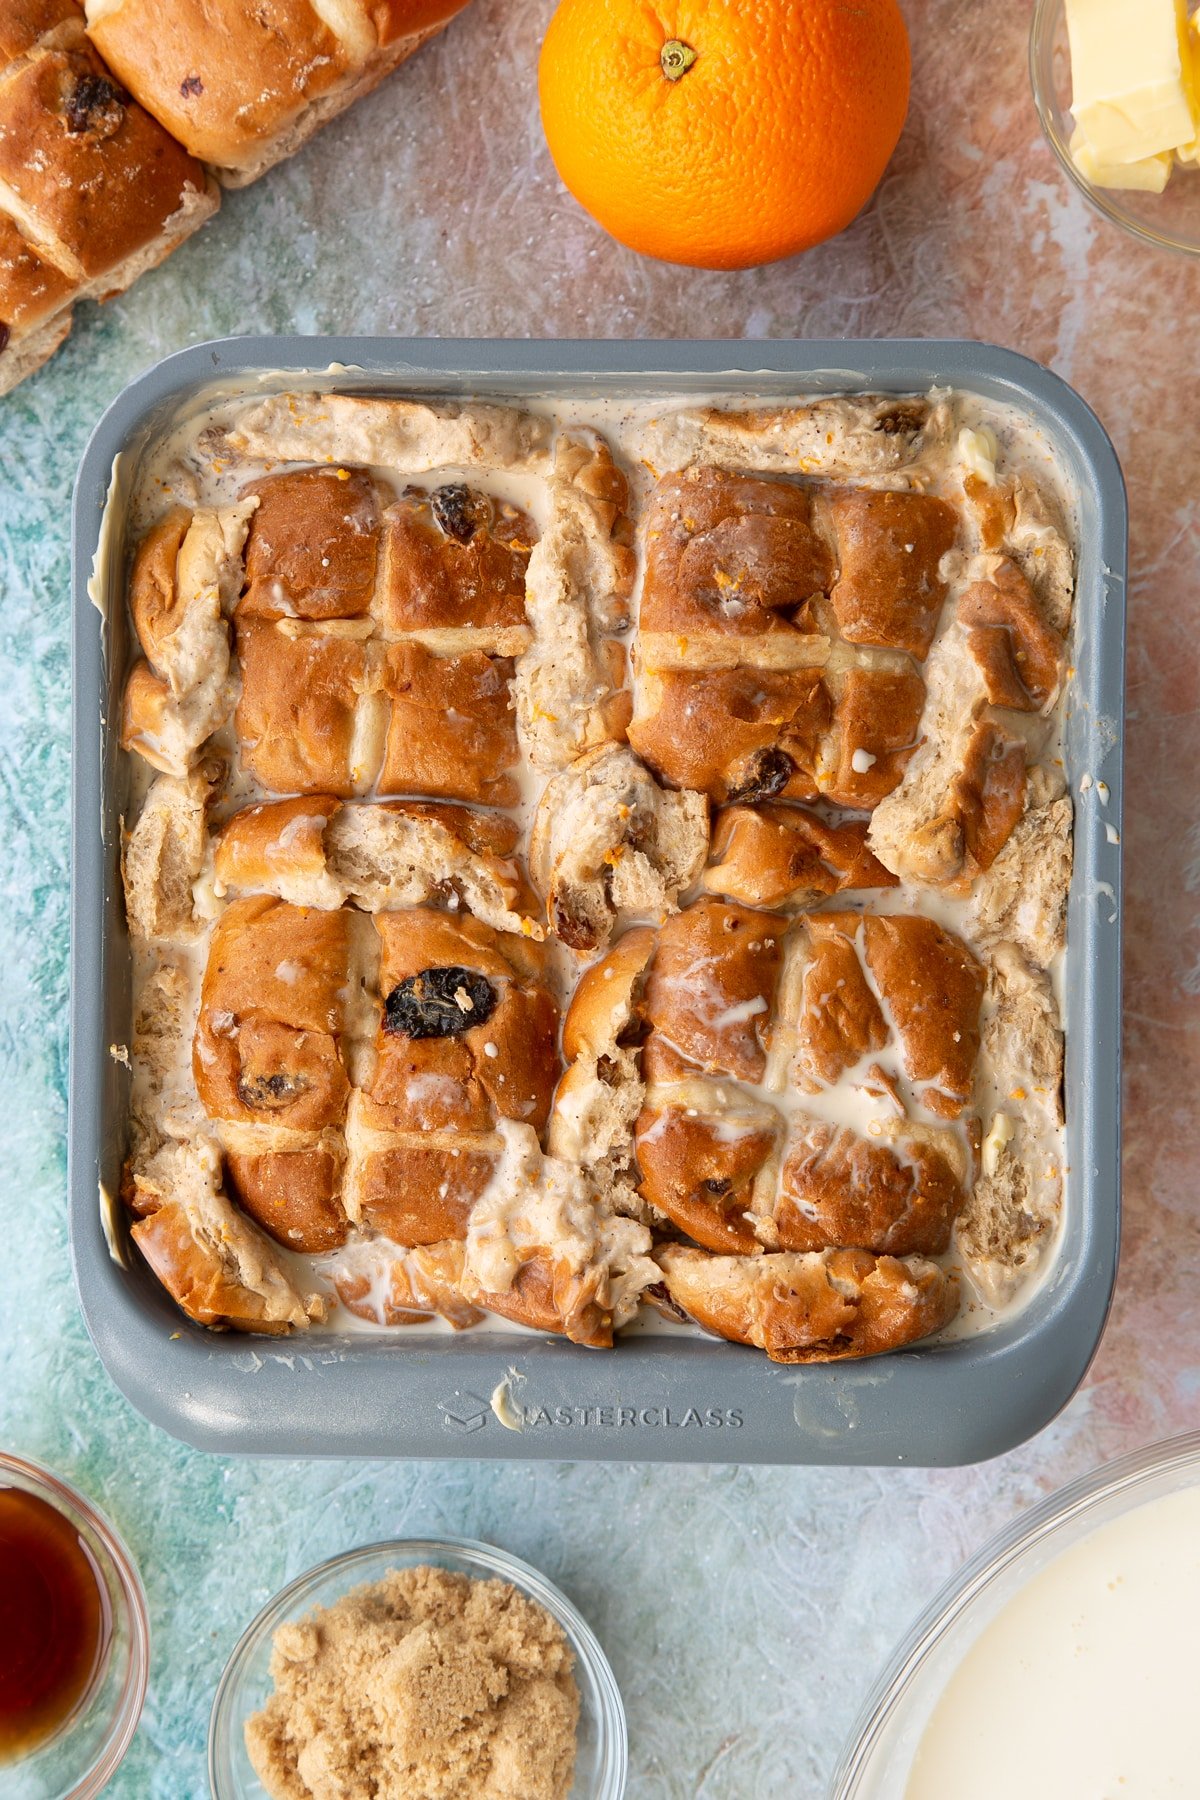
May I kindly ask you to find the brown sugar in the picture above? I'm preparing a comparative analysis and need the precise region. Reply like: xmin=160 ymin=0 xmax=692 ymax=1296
xmin=244 ymin=1564 xmax=580 ymax=1800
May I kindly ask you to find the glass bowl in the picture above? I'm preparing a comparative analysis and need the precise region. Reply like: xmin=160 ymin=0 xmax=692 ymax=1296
xmin=831 ymin=1431 xmax=1200 ymax=1797
xmin=209 ymin=1536 xmax=628 ymax=1800
xmin=0 ymin=1451 xmax=149 ymax=1800
xmin=1030 ymin=0 xmax=1200 ymax=257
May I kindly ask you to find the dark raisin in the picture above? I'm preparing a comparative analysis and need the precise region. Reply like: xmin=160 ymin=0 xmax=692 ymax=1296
xmin=644 ymin=1280 xmax=689 ymax=1322
xmin=874 ymin=399 xmax=927 ymax=437
xmin=180 ymin=74 xmax=204 ymax=97
xmin=702 ymin=1177 xmax=732 ymax=1196
xmin=383 ymin=966 xmax=498 ymax=1039
xmin=237 ymin=1071 xmax=309 ymax=1110
xmin=63 ymin=70 xmax=127 ymax=137
xmin=551 ymin=893 xmax=599 ymax=953
xmin=0 ymin=323 xmax=9 ymax=356
xmin=726 ymin=748 xmax=793 ymax=805
xmin=431 ymin=484 xmax=488 ymax=544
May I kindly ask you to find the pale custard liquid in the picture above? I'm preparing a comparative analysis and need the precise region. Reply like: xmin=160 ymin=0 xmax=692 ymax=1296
xmin=905 ymin=1486 xmax=1200 ymax=1799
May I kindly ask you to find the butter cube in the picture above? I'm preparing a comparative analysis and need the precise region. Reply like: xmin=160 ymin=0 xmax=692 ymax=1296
xmin=1066 ymin=0 xmax=1198 ymax=162
xmin=1070 ymin=126 xmax=1174 ymax=191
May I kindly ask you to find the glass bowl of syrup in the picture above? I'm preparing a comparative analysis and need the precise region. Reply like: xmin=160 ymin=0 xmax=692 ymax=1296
xmin=0 ymin=1451 xmax=149 ymax=1799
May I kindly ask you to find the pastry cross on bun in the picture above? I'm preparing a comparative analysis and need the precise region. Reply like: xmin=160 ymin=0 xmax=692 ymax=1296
xmin=231 ymin=465 xmax=535 ymax=803
xmin=351 ymin=908 xmax=559 ymax=1247
xmin=629 ymin=465 xmax=958 ymax=811
xmin=655 ymin=1243 xmax=959 ymax=1363
xmin=194 ymin=895 xmax=357 ymax=1254
xmin=190 ymin=893 xmax=562 ymax=1261
xmin=83 ymin=0 xmax=470 ymax=187
xmin=631 ymin=897 xmax=982 ymax=1262
xmin=0 ymin=9 xmax=218 ymax=395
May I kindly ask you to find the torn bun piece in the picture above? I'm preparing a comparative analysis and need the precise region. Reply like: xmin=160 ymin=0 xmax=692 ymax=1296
xmin=628 ymin=664 xmax=832 ymax=806
xmin=0 ymin=14 xmax=218 ymax=394
xmin=120 ymin=499 xmax=256 ymax=776
xmin=378 ymin=481 xmax=534 ymax=641
xmin=122 ymin=761 xmax=218 ymax=944
xmin=632 ymin=898 xmax=788 ymax=1251
xmin=84 ymin=0 xmax=468 ymax=187
xmin=193 ymin=896 xmax=357 ymax=1254
xmin=635 ymin=1082 xmax=780 ymax=1256
xmin=655 ymin=1243 xmax=959 ymax=1363
xmin=956 ymin=943 xmax=1065 ymax=1307
xmin=0 ymin=208 xmax=74 ymax=387
xmin=331 ymin=1237 xmax=482 ymax=1330
xmin=222 ymin=393 xmax=552 ymax=478
xmin=516 ymin=432 xmax=636 ymax=772
xmin=968 ymin=791 xmax=1072 ymax=968
xmin=349 ymin=909 xmax=560 ymax=1249
xmin=379 ymin=639 xmax=521 ymax=806
xmin=214 ymin=795 xmax=544 ymax=940
xmin=958 ymin=557 xmax=1065 ymax=712
xmin=460 ymin=1120 xmax=659 ymax=1348
xmin=703 ymin=801 xmax=898 ymax=910
xmin=127 ymin=1141 xmax=324 ymax=1333
xmin=656 ymin=394 xmax=948 ymax=481
xmin=549 ymin=925 xmax=656 ymax=1167
xmin=529 ymin=742 xmax=709 ymax=954
xmin=239 ymin=466 xmax=381 ymax=620
xmin=231 ymin=465 xmax=532 ymax=803
xmin=866 ymin=554 xmax=1066 ymax=892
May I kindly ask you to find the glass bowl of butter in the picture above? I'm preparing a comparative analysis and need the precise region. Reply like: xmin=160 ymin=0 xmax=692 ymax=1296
xmin=830 ymin=1432 xmax=1200 ymax=1798
xmin=1031 ymin=0 xmax=1200 ymax=256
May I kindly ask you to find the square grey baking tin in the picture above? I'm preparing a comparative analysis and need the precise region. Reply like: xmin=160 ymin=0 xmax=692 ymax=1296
xmin=69 ymin=338 xmax=1125 ymax=1466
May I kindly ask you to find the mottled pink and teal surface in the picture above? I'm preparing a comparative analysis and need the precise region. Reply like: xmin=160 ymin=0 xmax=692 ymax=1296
xmin=0 ymin=1 xmax=1189 ymax=1793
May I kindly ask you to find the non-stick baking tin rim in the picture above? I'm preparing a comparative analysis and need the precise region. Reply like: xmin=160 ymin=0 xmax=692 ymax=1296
xmin=69 ymin=337 xmax=1125 ymax=1466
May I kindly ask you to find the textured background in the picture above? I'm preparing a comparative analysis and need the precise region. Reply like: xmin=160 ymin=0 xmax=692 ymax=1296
xmin=0 ymin=1 xmax=1194 ymax=1794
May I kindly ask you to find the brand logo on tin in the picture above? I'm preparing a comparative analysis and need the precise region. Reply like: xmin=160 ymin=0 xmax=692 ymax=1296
xmin=437 ymin=1394 xmax=743 ymax=1432
xmin=438 ymin=1391 xmax=490 ymax=1434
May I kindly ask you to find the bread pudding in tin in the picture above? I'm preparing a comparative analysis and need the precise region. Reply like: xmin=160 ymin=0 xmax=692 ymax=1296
xmin=116 ymin=386 xmax=1071 ymax=1362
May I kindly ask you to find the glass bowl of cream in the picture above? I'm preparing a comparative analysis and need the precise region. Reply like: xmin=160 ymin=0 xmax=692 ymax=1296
xmin=1030 ymin=0 xmax=1200 ymax=257
xmin=832 ymin=1432 xmax=1200 ymax=1798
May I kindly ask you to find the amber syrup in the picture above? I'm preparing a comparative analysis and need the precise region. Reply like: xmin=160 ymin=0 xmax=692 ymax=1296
xmin=0 ymin=1486 xmax=111 ymax=1762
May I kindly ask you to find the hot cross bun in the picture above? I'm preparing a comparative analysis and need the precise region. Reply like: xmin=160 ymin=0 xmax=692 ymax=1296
xmin=232 ymin=468 xmax=535 ymax=804
xmin=628 ymin=465 xmax=958 ymax=810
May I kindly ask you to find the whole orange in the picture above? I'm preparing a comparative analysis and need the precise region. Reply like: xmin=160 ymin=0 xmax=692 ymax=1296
xmin=539 ymin=0 xmax=912 ymax=270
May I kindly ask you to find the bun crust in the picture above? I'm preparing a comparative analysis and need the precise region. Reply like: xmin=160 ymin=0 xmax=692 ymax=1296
xmin=657 ymin=1244 xmax=959 ymax=1363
